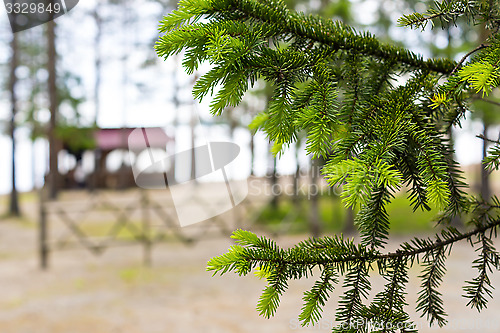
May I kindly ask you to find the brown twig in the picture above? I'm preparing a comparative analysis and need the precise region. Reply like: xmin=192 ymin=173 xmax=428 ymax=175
xmin=477 ymin=134 xmax=500 ymax=145
xmin=242 ymin=218 xmax=500 ymax=267
xmin=450 ymin=43 xmax=490 ymax=75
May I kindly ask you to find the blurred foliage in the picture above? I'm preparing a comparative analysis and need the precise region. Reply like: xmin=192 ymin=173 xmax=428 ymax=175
xmin=256 ymin=193 xmax=436 ymax=234
xmin=55 ymin=125 xmax=96 ymax=156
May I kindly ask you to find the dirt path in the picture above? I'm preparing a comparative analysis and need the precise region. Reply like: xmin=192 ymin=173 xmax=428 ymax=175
xmin=0 ymin=194 xmax=500 ymax=332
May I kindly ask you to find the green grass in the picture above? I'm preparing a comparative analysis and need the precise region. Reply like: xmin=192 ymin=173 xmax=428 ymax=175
xmin=255 ymin=193 xmax=439 ymax=235
xmin=0 ymin=191 xmax=38 ymax=206
xmin=386 ymin=196 xmax=437 ymax=234
xmin=0 ymin=191 xmax=39 ymax=221
xmin=76 ymin=220 xmax=157 ymax=241
xmin=119 ymin=267 xmax=145 ymax=284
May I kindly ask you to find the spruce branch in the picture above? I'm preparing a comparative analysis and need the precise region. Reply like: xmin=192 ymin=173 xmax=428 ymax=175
xmin=208 ymin=217 xmax=500 ymax=274
xmin=334 ymin=261 xmax=370 ymax=332
xmin=398 ymin=10 xmax=465 ymax=30
xmin=484 ymin=143 xmax=500 ymax=171
xmin=157 ymin=0 xmax=500 ymax=330
xmin=207 ymin=217 xmax=500 ymax=331
xmin=416 ymin=246 xmax=448 ymax=326
xmin=450 ymin=43 xmax=490 ymax=75
xmin=463 ymin=231 xmax=500 ymax=310
xmin=298 ymin=265 xmax=337 ymax=326
xmin=157 ymin=0 xmax=457 ymax=74
xmin=477 ymin=134 xmax=500 ymax=144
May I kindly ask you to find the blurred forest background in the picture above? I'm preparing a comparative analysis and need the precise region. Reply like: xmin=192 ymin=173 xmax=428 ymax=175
xmin=0 ymin=0 xmax=499 ymax=332
xmin=0 ymin=0 xmax=498 ymax=232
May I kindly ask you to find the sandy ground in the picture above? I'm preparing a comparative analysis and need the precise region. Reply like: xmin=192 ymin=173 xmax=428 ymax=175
xmin=1 ymin=189 xmax=500 ymax=333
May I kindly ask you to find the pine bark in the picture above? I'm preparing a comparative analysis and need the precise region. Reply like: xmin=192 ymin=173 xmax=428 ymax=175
xmin=8 ymin=32 xmax=20 ymax=216
xmin=47 ymin=20 xmax=59 ymax=199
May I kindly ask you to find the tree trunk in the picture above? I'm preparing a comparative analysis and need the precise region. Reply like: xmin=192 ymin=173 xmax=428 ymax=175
xmin=446 ymin=126 xmax=462 ymax=227
xmin=481 ymin=123 xmax=491 ymax=200
xmin=344 ymin=207 xmax=355 ymax=233
xmin=8 ymin=32 xmax=20 ymax=216
xmin=309 ymin=157 xmax=320 ymax=237
xmin=292 ymin=141 xmax=300 ymax=204
xmin=478 ymin=24 xmax=492 ymax=202
xmin=250 ymin=133 xmax=255 ymax=176
xmin=190 ymin=106 xmax=196 ymax=181
xmin=93 ymin=6 xmax=102 ymax=126
xmin=47 ymin=20 xmax=59 ymax=199
xmin=170 ymin=57 xmax=180 ymax=184
xmin=270 ymin=155 xmax=278 ymax=209
xmin=90 ymin=7 xmax=103 ymax=192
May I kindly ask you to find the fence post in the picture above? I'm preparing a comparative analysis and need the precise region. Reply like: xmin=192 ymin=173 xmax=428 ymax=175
xmin=39 ymin=188 xmax=49 ymax=270
xmin=141 ymin=189 xmax=152 ymax=266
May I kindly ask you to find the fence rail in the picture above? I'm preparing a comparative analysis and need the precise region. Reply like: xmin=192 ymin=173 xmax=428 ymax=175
xmin=39 ymin=179 xmax=268 ymax=269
